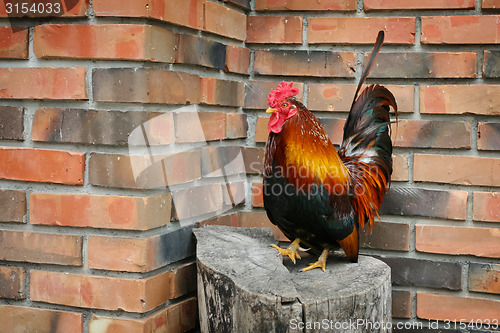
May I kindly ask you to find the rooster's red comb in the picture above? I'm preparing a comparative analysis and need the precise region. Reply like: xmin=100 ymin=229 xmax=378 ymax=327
xmin=268 ymin=81 xmax=299 ymax=108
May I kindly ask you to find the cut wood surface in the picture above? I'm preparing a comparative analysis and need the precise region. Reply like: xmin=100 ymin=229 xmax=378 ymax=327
xmin=194 ymin=226 xmax=391 ymax=333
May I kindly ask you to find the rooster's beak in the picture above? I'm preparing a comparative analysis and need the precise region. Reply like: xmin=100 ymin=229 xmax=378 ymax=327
xmin=266 ymin=108 xmax=276 ymax=113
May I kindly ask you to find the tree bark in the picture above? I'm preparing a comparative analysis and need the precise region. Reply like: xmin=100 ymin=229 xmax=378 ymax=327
xmin=194 ymin=226 xmax=391 ymax=333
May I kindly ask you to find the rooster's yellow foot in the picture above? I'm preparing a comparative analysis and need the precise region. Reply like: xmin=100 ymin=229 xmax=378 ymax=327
xmin=271 ymin=238 xmax=302 ymax=264
xmin=301 ymin=248 xmax=330 ymax=272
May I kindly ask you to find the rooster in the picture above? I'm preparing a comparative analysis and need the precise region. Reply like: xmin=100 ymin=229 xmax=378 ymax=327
xmin=263 ymin=31 xmax=397 ymax=272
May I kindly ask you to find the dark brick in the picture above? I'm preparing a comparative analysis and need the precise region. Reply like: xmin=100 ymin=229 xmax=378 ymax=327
xmin=469 ymin=262 xmax=500 ymax=294
xmin=380 ymin=188 xmax=468 ymax=220
xmin=89 ymin=151 xmax=201 ymax=189
xmin=224 ymin=0 xmax=250 ymax=9
xmin=242 ymin=147 xmax=265 ymax=175
xmin=201 ymin=77 xmax=244 ymax=107
xmin=244 ymin=80 xmax=305 ymax=109
xmin=393 ymin=120 xmax=471 ymax=149
xmin=360 ymin=221 xmax=410 ymax=251
xmin=201 ymin=146 xmax=247 ymax=177
xmin=392 ymin=290 xmax=411 ymax=319
xmin=374 ymin=256 xmax=462 ymax=290
xmin=0 ymin=190 xmax=26 ymax=223
xmin=226 ymin=113 xmax=248 ymax=139
xmin=0 ymin=266 xmax=25 ymax=299
xmin=483 ymin=50 xmax=500 ymax=78
xmin=367 ymin=52 xmax=477 ymax=78
xmin=157 ymin=224 xmax=196 ymax=266
xmin=93 ymin=68 xmax=200 ymax=104
xmin=478 ymin=122 xmax=500 ymax=150
xmin=176 ymin=34 xmax=226 ymax=70
xmin=254 ymin=50 xmax=356 ymax=77
xmin=225 ymin=45 xmax=250 ymax=74
xmin=32 ymin=108 xmax=174 ymax=146
xmin=0 ymin=106 xmax=23 ymax=140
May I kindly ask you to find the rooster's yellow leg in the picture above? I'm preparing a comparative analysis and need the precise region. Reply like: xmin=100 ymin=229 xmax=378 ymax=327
xmin=271 ymin=238 xmax=302 ymax=264
xmin=301 ymin=248 xmax=330 ymax=272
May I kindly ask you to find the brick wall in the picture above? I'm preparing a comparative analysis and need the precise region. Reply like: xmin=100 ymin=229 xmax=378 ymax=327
xmin=0 ymin=0 xmax=499 ymax=332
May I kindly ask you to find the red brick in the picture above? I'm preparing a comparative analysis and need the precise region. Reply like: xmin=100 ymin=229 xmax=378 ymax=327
xmin=473 ymin=192 xmax=500 ymax=222
xmin=204 ymin=1 xmax=246 ymax=41
xmin=247 ymin=16 xmax=303 ymax=44
xmin=175 ymin=111 xmax=227 ymax=142
xmin=254 ymin=50 xmax=356 ymax=77
xmin=422 ymin=15 xmax=500 ymax=44
xmin=414 ymin=154 xmax=500 ymax=187
xmin=31 ymin=263 xmax=196 ymax=312
xmin=225 ymin=45 xmax=250 ymax=74
xmin=200 ymin=77 xmax=245 ymax=107
xmin=30 ymin=192 xmax=171 ymax=230
xmin=255 ymin=0 xmax=356 ymax=10
xmin=469 ymin=262 xmax=500 ymax=294
xmin=89 ymin=226 xmax=194 ymax=273
xmin=0 ymin=230 xmax=82 ymax=265
xmin=89 ymin=151 xmax=201 ymax=189
xmin=255 ymin=117 xmax=270 ymax=143
xmin=89 ymin=297 xmax=198 ymax=333
xmin=421 ymin=85 xmax=500 ymax=115
xmin=392 ymin=120 xmax=471 ymax=149
xmin=308 ymin=17 xmax=415 ymax=44
xmin=0 ymin=189 xmax=26 ymax=223
xmin=252 ymin=182 xmax=264 ymax=208
xmin=226 ymin=113 xmax=248 ymax=139
xmin=392 ymin=154 xmax=409 ymax=182
xmin=93 ymin=68 xmax=200 ymax=104
xmin=0 ymin=147 xmax=85 ymax=185
xmin=93 ymin=0 xmax=203 ymax=30
xmin=200 ymin=213 xmax=239 ymax=227
xmin=478 ymin=122 xmax=500 ymax=150
xmin=0 ymin=266 xmax=25 ymax=299
xmin=417 ymin=292 xmax=500 ymax=322
xmin=360 ymin=221 xmax=410 ymax=251
xmin=368 ymin=52 xmax=476 ymax=78
xmin=0 ymin=0 xmax=88 ymax=17
xmin=365 ymin=0 xmax=474 ymax=10
xmin=0 ymin=26 xmax=28 ymax=59
xmin=483 ymin=0 xmax=500 ymax=8
xmin=224 ymin=181 xmax=246 ymax=207
xmin=416 ymin=225 xmax=500 ymax=258
xmin=308 ymin=84 xmax=413 ymax=112
xmin=88 ymin=236 xmax=155 ymax=273
xmin=34 ymin=24 xmax=175 ymax=62
xmin=0 ymin=67 xmax=87 ymax=100
xmin=173 ymin=183 xmax=225 ymax=220
xmin=245 ymin=80 xmax=305 ymax=110
xmin=0 ymin=306 xmax=83 ymax=333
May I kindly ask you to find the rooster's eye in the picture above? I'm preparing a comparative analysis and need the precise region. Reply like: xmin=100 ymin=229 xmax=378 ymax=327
xmin=282 ymin=103 xmax=288 ymax=108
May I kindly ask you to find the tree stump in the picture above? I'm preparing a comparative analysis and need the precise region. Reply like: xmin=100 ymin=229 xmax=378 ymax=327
xmin=194 ymin=226 xmax=391 ymax=333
